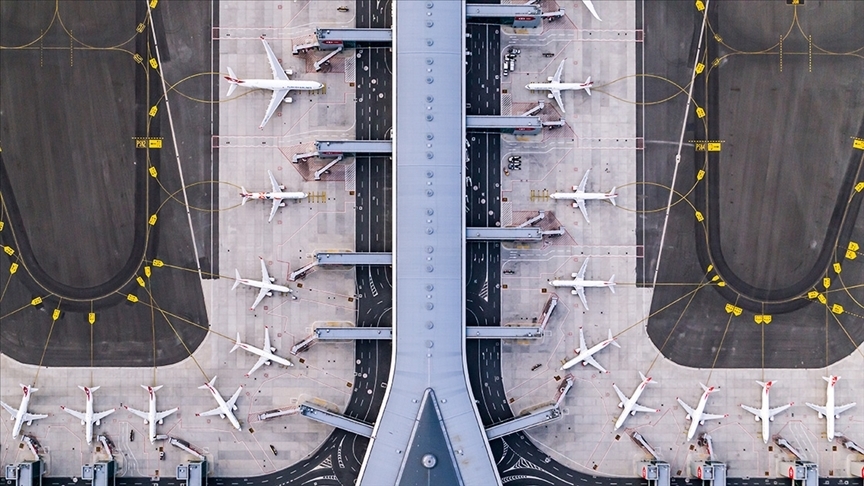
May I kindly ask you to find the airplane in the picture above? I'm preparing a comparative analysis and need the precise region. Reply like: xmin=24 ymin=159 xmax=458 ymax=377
xmin=612 ymin=372 xmax=660 ymax=430
xmin=232 ymin=257 xmax=295 ymax=311
xmin=525 ymin=59 xmax=593 ymax=113
xmin=224 ymin=37 xmax=325 ymax=129
xmin=548 ymin=257 xmax=616 ymax=310
xmin=240 ymin=170 xmax=308 ymax=222
xmin=1 ymin=384 xmax=49 ymax=439
xmin=231 ymin=326 xmax=294 ymax=377
xmin=582 ymin=0 xmax=602 ymax=21
xmin=560 ymin=327 xmax=620 ymax=372
xmin=60 ymin=386 xmax=116 ymax=445
xmin=805 ymin=375 xmax=856 ymax=441
xmin=549 ymin=169 xmax=618 ymax=223
xmin=195 ymin=376 xmax=243 ymax=431
xmin=740 ymin=380 xmax=793 ymax=444
xmin=677 ymin=383 xmax=728 ymax=441
xmin=122 ymin=385 xmax=178 ymax=443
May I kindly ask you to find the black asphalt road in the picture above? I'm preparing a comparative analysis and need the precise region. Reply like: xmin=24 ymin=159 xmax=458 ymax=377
xmin=644 ymin=1 xmax=864 ymax=368
xmin=0 ymin=0 xmax=211 ymax=366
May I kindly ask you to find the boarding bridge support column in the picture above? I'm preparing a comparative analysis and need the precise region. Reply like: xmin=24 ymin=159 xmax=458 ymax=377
xmin=782 ymin=461 xmax=818 ymax=486
xmin=641 ymin=461 xmax=671 ymax=486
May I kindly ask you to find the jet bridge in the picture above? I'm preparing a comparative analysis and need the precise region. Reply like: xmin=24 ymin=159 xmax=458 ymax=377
xmin=315 ymin=140 xmax=392 ymax=157
xmin=298 ymin=28 xmax=393 ymax=52
xmin=485 ymin=404 xmax=562 ymax=440
xmin=299 ymin=402 xmax=374 ymax=438
xmin=466 ymin=115 xmax=542 ymax=135
xmin=465 ymin=4 xmax=543 ymax=28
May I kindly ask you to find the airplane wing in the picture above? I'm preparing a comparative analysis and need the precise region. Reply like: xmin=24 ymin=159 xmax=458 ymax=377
xmin=676 ymin=398 xmax=695 ymax=417
xmin=806 ymin=403 xmax=828 ymax=416
xmin=260 ymin=258 xmax=271 ymax=281
xmin=61 ymin=407 xmax=87 ymax=422
xmin=197 ymin=406 xmax=224 ymax=418
xmin=576 ymin=200 xmax=590 ymax=223
xmin=740 ymin=404 xmax=761 ymax=417
xmin=612 ymin=384 xmax=628 ymax=404
xmin=1 ymin=401 xmax=18 ymax=417
xmin=700 ymin=412 xmax=726 ymax=422
xmin=124 ymin=406 xmax=149 ymax=421
xmin=576 ymin=257 xmax=590 ymax=279
xmin=260 ymin=88 xmax=289 ymax=129
xmin=263 ymin=327 xmax=271 ymax=350
xmin=261 ymin=38 xmax=290 ymax=81
xmin=582 ymin=354 xmax=607 ymax=373
xmin=268 ymin=170 xmax=281 ymax=192
xmin=577 ymin=169 xmax=591 ymax=192
xmin=631 ymin=403 xmax=658 ymax=414
xmin=768 ymin=403 xmax=793 ymax=417
xmin=834 ymin=402 xmax=856 ymax=415
xmin=246 ymin=356 xmax=269 ymax=377
xmin=250 ymin=287 xmax=269 ymax=310
xmin=93 ymin=409 xmax=115 ymax=422
xmin=268 ymin=200 xmax=280 ymax=222
xmin=154 ymin=408 xmax=178 ymax=422
xmin=227 ymin=387 xmax=244 ymax=411
xmin=581 ymin=0 xmax=602 ymax=21
xmin=551 ymin=89 xmax=565 ymax=114
xmin=553 ymin=60 xmax=565 ymax=83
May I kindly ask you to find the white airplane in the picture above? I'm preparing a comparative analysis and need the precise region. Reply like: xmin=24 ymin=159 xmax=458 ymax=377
xmin=122 ymin=385 xmax=178 ymax=443
xmin=677 ymin=383 xmax=728 ymax=441
xmin=548 ymin=257 xmax=616 ymax=310
xmin=195 ymin=376 xmax=243 ymax=431
xmin=581 ymin=0 xmax=602 ymax=21
xmin=224 ymin=37 xmax=325 ymax=129
xmin=1 ymin=384 xmax=49 ymax=439
xmin=60 ymin=386 xmax=116 ymax=445
xmin=232 ymin=257 xmax=294 ymax=311
xmin=231 ymin=326 xmax=294 ymax=377
xmin=549 ymin=169 xmax=618 ymax=223
xmin=560 ymin=327 xmax=620 ymax=372
xmin=805 ymin=375 xmax=856 ymax=441
xmin=241 ymin=170 xmax=308 ymax=222
xmin=612 ymin=372 xmax=660 ymax=430
xmin=740 ymin=380 xmax=793 ymax=444
xmin=525 ymin=59 xmax=592 ymax=114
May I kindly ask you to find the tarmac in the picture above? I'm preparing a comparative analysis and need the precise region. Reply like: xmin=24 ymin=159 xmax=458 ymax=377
xmin=0 ymin=0 xmax=862 ymax=484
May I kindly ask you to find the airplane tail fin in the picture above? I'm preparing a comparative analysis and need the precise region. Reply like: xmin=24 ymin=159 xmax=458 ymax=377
xmin=638 ymin=371 xmax=656 ymax=384
xmin=608 ymin=329 xmax=621 ymax=348
xmin=21 ymin=384 xmax=37 ymax=393
xmin=608 ymin=275 xmax=616 ymax=293
xmin=240 ymin=188 xmax=250 ymax=205
xmin=584 ymin=77 xmax=592 ymax=96
xmin=232 ymin=270 xmax=242 ymax=291
xmin=699 ymin=382 xmax=716 ymax=393
xmin=198 ymin=376 xmax=216 ymax=390
xmin=608 ymin=187 xmax=618 ymax=206
xmin=230 ymin=333 xmax=242 ymax=354
xmin=225 ymin=67 xmax=239 ymax=96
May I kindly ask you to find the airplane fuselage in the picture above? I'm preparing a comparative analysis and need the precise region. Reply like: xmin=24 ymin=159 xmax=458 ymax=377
xmin=550 ymin=191 xmax=613 ymax=201
xmin=11 ymin=393 xmax=32 ymax=438
xmin=203 ymin=384 xmax=241 ymax=431
xmin=686 ymin=392 xmax=712 ymax=441
xmin=231 ymin=78 xmax=323 ymax=93
xmin=824 ymin=383 xmax=837 ymax=441
xmin=238 ymin=279 xmax=292 ymax=295
xmin=237 ymin=342 xmax=292 ymax=368
xmin=550 ymin=278 xmax=613 ymax=290
xmin=243 ymin=191 xmax=308 ymax=201
xmin=525 ymin=82 xmax=592 ymax=92
xmin=614 ymin=382 xmax=648 ymax=430
xmin=144 ymin=392 xmax=159 ymax=442
xmin=561 ymin=339 xmax=614 ymax=370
